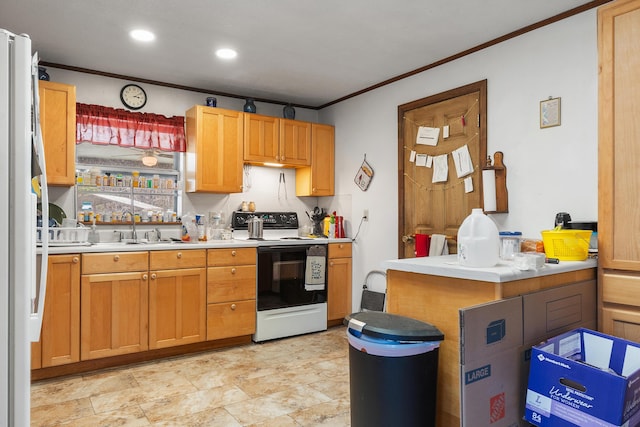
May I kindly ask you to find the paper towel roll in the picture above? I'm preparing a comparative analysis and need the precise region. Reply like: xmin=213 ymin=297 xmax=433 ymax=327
xmin=482 ymin=169 xmax=497 ymax=212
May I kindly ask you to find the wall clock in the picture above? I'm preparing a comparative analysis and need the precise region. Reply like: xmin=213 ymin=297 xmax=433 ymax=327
xmin=120 ymin=84 xmax=147 ymax=110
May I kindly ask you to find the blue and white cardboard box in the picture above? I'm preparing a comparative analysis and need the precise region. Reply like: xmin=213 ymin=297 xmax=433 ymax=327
xmin=525 ymin=328 xmax=640 ymax=427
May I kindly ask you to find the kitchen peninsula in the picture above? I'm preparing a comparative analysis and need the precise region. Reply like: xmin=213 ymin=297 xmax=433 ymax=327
xmin=381 ymin=255 xmax=597 ymax=427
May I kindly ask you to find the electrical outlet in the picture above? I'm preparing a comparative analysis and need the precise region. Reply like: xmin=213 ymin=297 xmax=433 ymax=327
xmin=363 ymin=209 xmax=369 ymax=221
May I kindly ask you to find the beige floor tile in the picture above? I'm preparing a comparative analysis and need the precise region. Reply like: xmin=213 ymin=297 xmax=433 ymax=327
xmin=56 ymin=405 xmax=150 ymax=427
xmin=224 ymin=384 xmax=332 ymax=425
xmin=288 ymin=399 xmax=351 ymax=426
xmin=31 ymin=397 xmax=95 ymax=427
xmin=140 ymin=384 xmax=249 ymax=423
xmin=151 ymin=406 xmax=242 ymax=427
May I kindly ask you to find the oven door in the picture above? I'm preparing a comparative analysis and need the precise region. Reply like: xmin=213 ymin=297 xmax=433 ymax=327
xmin=257 ymin=245 xmax=327 ymax=311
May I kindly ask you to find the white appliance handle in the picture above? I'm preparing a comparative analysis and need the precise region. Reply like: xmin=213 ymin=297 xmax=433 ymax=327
xmin=29 ymin=53 xmax=48 ymax=343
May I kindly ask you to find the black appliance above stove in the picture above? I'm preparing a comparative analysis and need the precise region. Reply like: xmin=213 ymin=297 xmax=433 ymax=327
xmin=231 ymin=211 xmax=299 ymax=230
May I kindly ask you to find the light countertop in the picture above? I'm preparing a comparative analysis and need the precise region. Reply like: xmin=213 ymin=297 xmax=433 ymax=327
xmin=40 ymin=237 xmax=352 ymax=254
xmin=380 ymin=254 xmax=597 ymax=283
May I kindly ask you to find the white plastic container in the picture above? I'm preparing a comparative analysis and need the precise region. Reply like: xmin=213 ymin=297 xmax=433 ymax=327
xmin=457 ymin=208 xmax=500 ymax=267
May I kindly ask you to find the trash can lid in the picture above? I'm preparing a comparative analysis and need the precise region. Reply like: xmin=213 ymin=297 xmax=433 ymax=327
xmin=345 ymin=311 xmax=444 ymax=342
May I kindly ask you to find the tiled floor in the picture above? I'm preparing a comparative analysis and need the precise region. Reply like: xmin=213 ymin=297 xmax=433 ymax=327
xmin=31 ymin=326 xmax=351 ymax=426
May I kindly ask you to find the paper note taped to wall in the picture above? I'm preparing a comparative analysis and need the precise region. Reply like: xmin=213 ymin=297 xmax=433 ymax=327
xmin=432 ymin=154 xmax=449 ymax=183
xmin=416 ymin=126 xmax=440 ymax=146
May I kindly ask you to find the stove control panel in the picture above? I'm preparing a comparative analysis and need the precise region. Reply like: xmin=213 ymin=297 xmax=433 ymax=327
xmin=232 ymin=211 xmax=299 ymax=229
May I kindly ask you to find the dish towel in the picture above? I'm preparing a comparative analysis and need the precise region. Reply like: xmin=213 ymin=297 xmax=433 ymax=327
xmin=415 ymin=234 xmax=430 ymax=257
xmin=429 ymin=234 xmax=449 ymax=256
xmin=305 ymin=255 xmax=326 ymax=291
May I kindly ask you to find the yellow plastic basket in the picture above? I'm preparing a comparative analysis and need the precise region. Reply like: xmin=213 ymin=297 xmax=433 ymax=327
xmin=541 ymin=229 xmax=592 ymax=261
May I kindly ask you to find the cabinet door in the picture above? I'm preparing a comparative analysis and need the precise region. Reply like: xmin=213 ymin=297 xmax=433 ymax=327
xmin=243 ymin=113 xmax=279 ymax=163
xmin=39 ymin=81 xmax=76 ymax=186
xmin=206 ymin=300 xmax=256 ymax=340
xmin=185 ymin=106 xmax=243 ymax=193
xmin=327 ymin=256 xmax=352 ymax=321
xmin=280 ymin=119 xmax=311 ymax=166
xmin=41 ymin=254 xmax=81 ymax=367
xmin=296 ymin=123 xmax=335 ymax=196
xmin=598 ymin=0 xmax=640 ymax=269
xmin=149 ymin=268 xmax=206 ymax=349
xmin=602 ymin=307 xmax=640 ymax=343
xmin=81 ymin=272 xmax=149 ymax=360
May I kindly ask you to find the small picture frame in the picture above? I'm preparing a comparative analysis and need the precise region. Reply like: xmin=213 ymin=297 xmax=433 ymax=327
xmin=540 ymin=97 xmax=561 ymax=128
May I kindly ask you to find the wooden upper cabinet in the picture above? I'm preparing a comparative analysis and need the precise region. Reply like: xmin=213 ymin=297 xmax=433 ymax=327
xmin=185 ymin=105 xmax=244 ymax=193
xmin=280 ymin=119 xmax=311 ymax=166
xmin=598 ymin=0 xmax=640 ymax=270
xmin=296 ymin=123 xmax=335 ymax=196
xmin=243 ymin=113 xmax=279 ymax=163
xmin=38 ymin=81 xmax=76 ymax=186
xmin=243 ymin=115 xmax=311 ymax=167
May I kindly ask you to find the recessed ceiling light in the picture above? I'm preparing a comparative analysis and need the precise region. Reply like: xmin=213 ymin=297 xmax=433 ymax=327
xmin=216 ymin=48 xmax=237 ymax=59
xmin=130 ymin=29 xmax=155 ymax=42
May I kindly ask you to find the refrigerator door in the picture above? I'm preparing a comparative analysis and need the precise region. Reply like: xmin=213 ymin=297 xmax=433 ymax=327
xmin=0 ymin=29 xmax=43 ymax=427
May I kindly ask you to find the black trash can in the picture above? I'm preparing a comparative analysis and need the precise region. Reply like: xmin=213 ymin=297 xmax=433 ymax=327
xmin=345 ymin=311 xmax=444 ymax=427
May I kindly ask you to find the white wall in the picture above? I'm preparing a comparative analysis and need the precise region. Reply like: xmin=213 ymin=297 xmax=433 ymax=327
xmin=319 ymin=11 xmax=598 ymax=310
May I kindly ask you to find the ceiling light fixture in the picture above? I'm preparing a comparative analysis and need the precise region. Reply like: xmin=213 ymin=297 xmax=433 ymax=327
xmin=141 ymin=155 xmax=158 ymax=167
xmin=215 ymin=48 xmax=237 ymax=59
xmin=130 ymin=29 xmax=155 ymax=42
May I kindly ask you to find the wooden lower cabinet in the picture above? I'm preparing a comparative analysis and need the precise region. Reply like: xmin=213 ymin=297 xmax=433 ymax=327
xmin=327 ymin=243 xmax=352 ymax=322
xmin=600 ymin=272 xmax=640 ymax=342
xmin=206 ymin=248 xmax=256 ymax=340
xmin=32 ymin=254 xmax=81 ymax=369
xmin=149 ymin=250 xmax=207 ymax=349
xmin=81 ymin=252 xmax=149 ymax=360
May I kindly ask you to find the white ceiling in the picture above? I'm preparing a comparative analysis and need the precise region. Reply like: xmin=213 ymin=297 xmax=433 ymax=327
xmin=2 ymin=0 xmax=599 ymax=108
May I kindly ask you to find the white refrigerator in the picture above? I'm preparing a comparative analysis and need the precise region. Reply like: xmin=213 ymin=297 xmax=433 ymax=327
xmin=0 ymin=29 xmax=50 ymax=426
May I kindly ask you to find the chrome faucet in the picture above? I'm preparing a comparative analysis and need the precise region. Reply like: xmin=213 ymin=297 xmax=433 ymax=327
xmin=122 ymin=210 xmax=137 ymax=241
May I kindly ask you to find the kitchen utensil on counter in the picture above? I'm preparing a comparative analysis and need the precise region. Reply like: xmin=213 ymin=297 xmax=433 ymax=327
xmin=248 ymin=216 xmax=264 ymax=239
xmin=310 ymin=207 xmax=327 ymax=237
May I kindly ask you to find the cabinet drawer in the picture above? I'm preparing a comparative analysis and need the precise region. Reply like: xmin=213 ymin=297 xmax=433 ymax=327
xmin=602 ymin=273 xmax=640 ymax=307
xmin=207 ymin=300 xmax=256 ymax=340
xmin=207 ymin=265 xmax=256 ymax=303
xmin=329 ymin=242 xmax=352 ymax=258
xmin=207 ymin=247 xmax=256 ymax=266
xmin=82 ymin=252 xmax=148 ymax=274
xmin=150 ymin=249 xmax=206 ymax=270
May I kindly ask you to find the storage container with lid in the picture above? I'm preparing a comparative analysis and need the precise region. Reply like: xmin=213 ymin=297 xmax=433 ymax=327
xmin=499 ymin=231 xmax=522 ymax=260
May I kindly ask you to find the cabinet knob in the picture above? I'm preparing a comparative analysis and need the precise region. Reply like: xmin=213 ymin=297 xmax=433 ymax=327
xmin=312 ymin=188 xmax=317 ymax=192
xmin=231 ymin=250 xmax=237 ymax=257
xmin=177 ymin=252 xmax=182 ymax=258
xmin=281 ymin=155 xmax=286 ymax=161
xmin=330 ymin=261 xmax=334 ymax=267
xmin=72 ymin=257 xmax=79 ymax=264
xmin=339 ymin=244 xmax=344 ymax=249
xmin=113 ymin=255 xmax=120 ymax=262
xmin=231 ymin=303 xmax=237 ymax=310
xmin=142 ymin=274 xmax=148 ymax=280
xmin=231 ymin=268 xmax=236 ymax=274
xmin=151 ymin=273 xmax=157 ymax=280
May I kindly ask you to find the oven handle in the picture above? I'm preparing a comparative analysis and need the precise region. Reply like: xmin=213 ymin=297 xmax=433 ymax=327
xmin=258 ymin=244 xmax=325 ymax=254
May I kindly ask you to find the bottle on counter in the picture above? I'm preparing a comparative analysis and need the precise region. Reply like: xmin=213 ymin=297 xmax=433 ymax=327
xmin=329 ymin=212 xmax=336 ymax=239
xmin=457 ymin=208 xmax=500 ymax=267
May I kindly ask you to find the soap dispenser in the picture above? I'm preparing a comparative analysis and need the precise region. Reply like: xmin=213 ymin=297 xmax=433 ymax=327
xmin=88 ymin=218 xmax=100 ymax=244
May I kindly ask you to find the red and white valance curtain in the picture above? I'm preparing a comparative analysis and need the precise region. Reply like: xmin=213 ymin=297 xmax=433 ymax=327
xmin=76 ymin=103 xmax=186 ymax=152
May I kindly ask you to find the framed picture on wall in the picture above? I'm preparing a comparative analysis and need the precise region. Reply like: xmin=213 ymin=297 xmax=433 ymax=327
xmin=540 ymin=97 xmax=561 ymax=128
